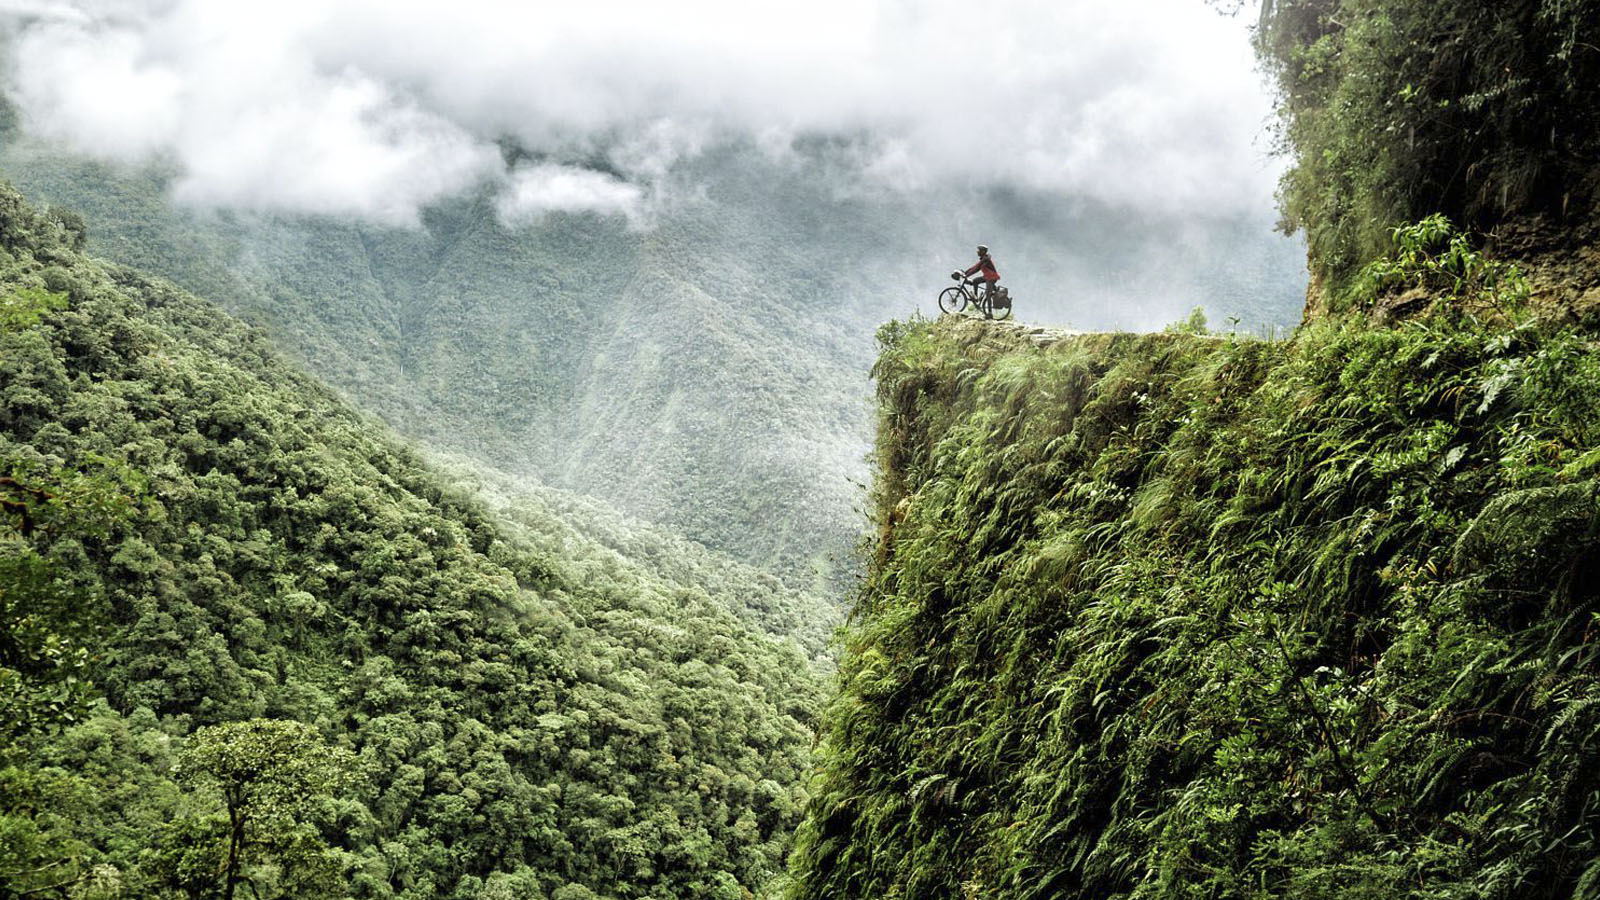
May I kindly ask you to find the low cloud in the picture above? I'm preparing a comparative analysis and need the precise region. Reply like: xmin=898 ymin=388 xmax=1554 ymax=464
xmin=0 ymin=0 xmax=1284 ymax=226
xmin=496 ymin=163 xmax=645 ymax=224
xmin=5 ymin=2 xmax=505 ymax=225
xmin=171 ymin=76 xmax=502 ymax=225
xmin=10 ymin=21 xmax=182 ymax=159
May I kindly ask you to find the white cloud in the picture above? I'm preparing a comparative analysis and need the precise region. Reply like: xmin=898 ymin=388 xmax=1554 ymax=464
xmin=0 ymin=0 xmax=88 ymax=25
xmin=496 ymin=163 xmax=644 ymax=224
xmin=0 ymin=0 xmax=1283 ymax=224
xmin=169 ymin=73 xmax=500 ymax=226
xmin=11 ymin=22 xmax=181 ymax=158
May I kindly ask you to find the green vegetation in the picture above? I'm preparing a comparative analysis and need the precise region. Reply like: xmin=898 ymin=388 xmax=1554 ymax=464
xmin=429 ymin=457 xmax=839 ymax=658
xmin=0 ymin=146 xmax=880 ymax=590
xmin=0 ymin=137 xmax=1307 ymax=589
xmin=1359 ymin=215 xmax=1533 ymax=320
xmin=786 ymin=5 xmax=1600 ymax=887
xmin=1256 ymin=0 xmax=1600 ymax=289
xmin=166 ymin=720 xmax=357 ymax=900
xmin=788 ymin=295 xmax=1600 ymax=897
xmin=0 ymin=182 xmax=825 ymax=899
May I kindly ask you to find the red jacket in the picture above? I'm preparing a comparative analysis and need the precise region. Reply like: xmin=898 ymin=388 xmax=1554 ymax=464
xmin=965 ymin=255 xmax=1000 ymax=282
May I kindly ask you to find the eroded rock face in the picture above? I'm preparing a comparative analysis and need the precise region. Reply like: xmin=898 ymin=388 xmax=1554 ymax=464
xmin=1372 ymin=285 xmax=1433 ymax=325
xmin=1575 ymin=285 xmax=1600 ymax=319
xmin=1453 ymin=480 xmax=1600 ymax=588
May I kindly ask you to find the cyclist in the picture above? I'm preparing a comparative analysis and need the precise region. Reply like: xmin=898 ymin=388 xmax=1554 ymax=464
xmin=963 ymin=245 xmax=1000 ymax=306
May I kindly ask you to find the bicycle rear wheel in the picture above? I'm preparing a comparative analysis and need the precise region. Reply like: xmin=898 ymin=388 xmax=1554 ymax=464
xmin=938 ymin=287 xmax=967 ymax=314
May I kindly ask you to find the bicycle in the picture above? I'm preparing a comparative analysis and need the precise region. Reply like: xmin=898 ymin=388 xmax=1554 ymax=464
xmin=938 ymin=271 xmax=1013 ymax=319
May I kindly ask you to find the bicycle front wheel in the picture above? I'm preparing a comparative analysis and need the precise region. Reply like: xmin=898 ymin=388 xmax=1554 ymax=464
xmin=938 ymin=287 xmax=967 ymax=314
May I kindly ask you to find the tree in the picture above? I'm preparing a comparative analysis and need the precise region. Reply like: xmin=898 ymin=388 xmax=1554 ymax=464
xmin=0 ymin=287 xmax=65 ymax=334
xmin=0 ymin=502 xmax=137 ymax=899
xmin=0 ymin=458 xmax=137 ymax=745
xmin=173 ymin=720 xmax=356 ymax=900
xmin=1 ymin=281 xmax=142 ymax=897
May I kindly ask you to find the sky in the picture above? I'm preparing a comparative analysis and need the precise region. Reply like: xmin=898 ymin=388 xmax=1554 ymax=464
xmin=0 ymin=0 xmax=1284 ymax=228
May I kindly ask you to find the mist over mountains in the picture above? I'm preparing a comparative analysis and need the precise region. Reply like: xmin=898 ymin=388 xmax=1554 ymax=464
xmin=10 ymin=1 xmax=1600 ymax=897
xmin=2 ymin=0 xmax=1285 ymax=224
xmin=0 ymin=136 xmax=1304 ymax=585
xmin=0 ymin=1 xmax=1307 ymax=584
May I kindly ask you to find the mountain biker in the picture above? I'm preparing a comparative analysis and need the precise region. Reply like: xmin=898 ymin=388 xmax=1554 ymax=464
xmin=964 ymin=245 xmax=1000 ymax=305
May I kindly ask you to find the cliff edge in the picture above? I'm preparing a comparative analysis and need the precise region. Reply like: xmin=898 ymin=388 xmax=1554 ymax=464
xmin=787 ymin=309 xmax=1600 ymax=899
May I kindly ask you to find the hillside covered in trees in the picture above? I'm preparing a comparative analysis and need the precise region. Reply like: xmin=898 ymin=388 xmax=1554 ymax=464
xmin=0 ymin=182 xmax=828 ymax=900
xmin=0 ymin=144 xmax=875 ymax=591
xmin=0 ymin=134 xmax=1305 ymax=591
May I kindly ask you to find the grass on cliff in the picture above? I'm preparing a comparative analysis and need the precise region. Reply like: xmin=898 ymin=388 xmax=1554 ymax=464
xmin=787 ymin=286 xmax=1600 ymax=898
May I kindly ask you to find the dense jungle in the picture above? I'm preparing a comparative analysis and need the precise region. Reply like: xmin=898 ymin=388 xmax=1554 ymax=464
xmin=5 ymin=1 xmax=1599 ymax=899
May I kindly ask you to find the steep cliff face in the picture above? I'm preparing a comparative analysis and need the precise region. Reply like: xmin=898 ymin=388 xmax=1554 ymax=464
xmin=787 ymin=313 xmax=1600 ymax=899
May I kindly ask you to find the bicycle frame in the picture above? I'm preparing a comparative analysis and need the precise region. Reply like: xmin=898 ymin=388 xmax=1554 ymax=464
xmin=938 ymin=274 xmax=1008 ymax=319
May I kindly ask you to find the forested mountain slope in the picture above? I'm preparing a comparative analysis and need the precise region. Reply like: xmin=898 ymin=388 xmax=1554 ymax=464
xmin=0 ymin=139 xmax=1305 ymax=589
xmin=0 ymin=183 xmax=826 ymax=900
xmin=787 ymin=306 xmax=1600 ymax=898
xmin=0 ymin=145 xmax=889 ymax=589
xmin=426 ymin=454 xmax=839 ymax=657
